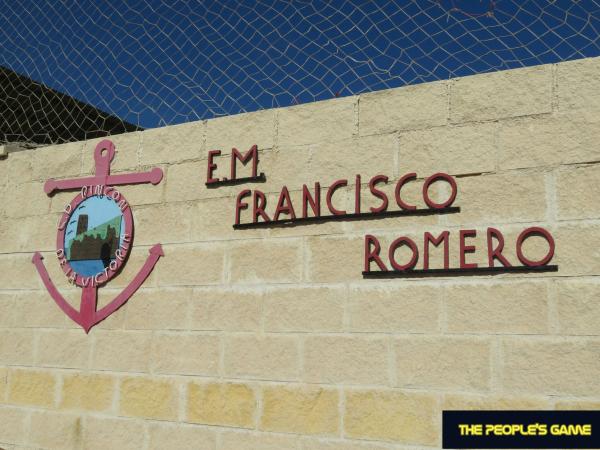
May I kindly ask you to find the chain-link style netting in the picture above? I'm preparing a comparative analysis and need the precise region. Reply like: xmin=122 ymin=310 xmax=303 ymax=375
xmin=1 ymin=0 xmax=599 ymax=145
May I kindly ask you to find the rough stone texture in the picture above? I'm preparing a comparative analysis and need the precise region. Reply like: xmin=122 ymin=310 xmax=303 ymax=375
xmin=302 ymin=335 xmax=389 ymax=385
xmin=450 ymin=65 xmax=552 ymax=123
xmin=83 ymin=416 xmax=146 ymax=450
xmin=223 ymin=334 xmax=300 ymax=381
xmin=60 ymin=373 xmax=115 ymax=412
xmin=1 ymin=56 xmax=600 ymax=448
xmin=501 ymin=338 xmax=600 ymax=396
xmin=7 ymin=369 xmax=56 ymax=408
xmin=556 ymin=280 xmax=600 ymax=335
xmin=399 ymin=122 xmax=497 ymax=175
xmin=344 ymin=389 xmax=438 ymax=445
xmin=446 ymin=281 xmax=549 ymax=334
xmin=263 ymin=286 xmax=345 ymax=332
xmin=347 ymin=285 xmax=441 ymax=333
xmin=29 ymin=411 xmax=82 ymax=450
xmin=148 ymin=422 xmax=217 ymax=450
xmin=394 ymin=336 xmax=492 ymax=391
xmin=119 ymin=376 xmax=178 ymax=420
xmin=359 ymin=81 xmax=448 ymax=135
xmin=260 ymin=385 xmax=339 ymax=435
xmin=277 ymin=97 xmax=356 ymax=147
xmin=187 ymin=381 xmax=256 ymax=428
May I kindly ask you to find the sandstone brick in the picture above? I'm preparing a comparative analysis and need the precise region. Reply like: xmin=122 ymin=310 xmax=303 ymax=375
xmin=224 ymin=335 xmax=300 ymax=381
xmin=443 ymin=393 xmax=552 ymax=410
xmin=447 ymin=172 xmax=546 ymax=226
xmin=348 ymin=285 xmax=441 ymax=333
xmin=83 ymin=416 xmax=145 ymax=450
xmin=83 ymin=132 xmax=140 ymax=173
xmin=141 ymin=120 xmax=204 ymax=164
xmin=123 ymin=288 xmax=191 ymax=330
xmin=29 ymin=411 xmax=82 ymax=450
xmin=446 ymin=282 xmax=549 ymax=334
xmin=0 ymin=293 xmax=15 ymax=328
xmin=190 ymin=196 xmax=269 ymax=242
xmin=4 ymin=181 xmax=48 ymax=218
xmin=277 ymin=96 xmax=356 ymax=147
xmin=6 ymin=150 xmax=34 ymax=184
xmin=554 ymin=400 xmax=600 ymax=410
xmin=206 ymin=109 xmax=275 ymax=153
xmin=31 ymin=141 xmax=83 ymax=181
xmin=263 ymin=134 xmax=397 ymax=189
xmin=1 ymin=214 xmax=60 ymax=254
xmin=557 ymin=164 xmax=600 ymax=220
xmin=307 ymin=236 xmax=363 ymax=283
xmin=557 ymin=56 xmax=600 ymax=115
xmin=556 ymin=280 xmax=600 ymax=335
xmin=554 ymin=224 xmax=600 ymax=276
xmin=8 ymin=369 xmax=56 ymax=408
xmin=399 ymin=122 xmax=496 ymax=176
xmin=60 ymin=373 xmax=115 ymax=412
xmin=157 ymin=244 xmax=225 ymax=286
xmin=344 ymin=389 xmax=438 ymax=445
xmin=148 ymin=422 xmax=217 ymax=450
xmin=187 ymin=381 xmax=256 ymax=428
xmin=151 ymin=332 xmax=219 ymax=376
xmin=0 ymin=406 xmax=28 ymax=445
xmin=497 ymin=114 xmax=600 ymax=169
xmin=360 ymin=81 xmax=448 ymax=136
xmin=120 ymin=180 xmax=165 ymax=206
xmin=261 ymin=385 xmax=339 ymax=435
xmin=165 ymin=160 xmax=205 ymax=202
xmin=501 ymin=338 xmax=600 ymax=396
xmin=0 ymin=367 xmax=6 ymax=400
xmin=0 ymin=329 xmax=35 ymax=365
xmin=219 ymin=430 xmax=300 ymax=450
xmin=303 ymin=336 xmax=389 ymax=385
xmin=301 ymin=439 xmax=391 ymax=450
xmin=264 ymin=286 xmax=345 ymax=332
xmin=394 ymin=336 xmax=491 ymax=391
xmin=229 ymin=239 xmax=302 ymax=283
xmin=36 ymin=329 xmax=91 ymax=369
xmin=120 ymin=376 xmax=178 ymax=420
xmin=134 ymin=203 xmax=193 ymax=245
xmin=450 ymin=65 xmax=552 ymax=123
xmin=189 ymin=287 xmax=262 ymax=331
xmin=92 ymin=331 xmax=152 ymax=372
xmin=12 ymin=291 xmax=67 ymax=328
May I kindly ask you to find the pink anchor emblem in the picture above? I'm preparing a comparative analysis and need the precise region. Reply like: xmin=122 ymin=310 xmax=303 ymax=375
xmin=32 ymin=139 xmax=164 ymax=333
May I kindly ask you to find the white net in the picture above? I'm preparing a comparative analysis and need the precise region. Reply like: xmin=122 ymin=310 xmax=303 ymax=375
xmin=1 ymin=0 xmax=599 ymax=145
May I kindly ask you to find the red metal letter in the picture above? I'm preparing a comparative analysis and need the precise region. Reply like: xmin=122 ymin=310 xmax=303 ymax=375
xmin=302 ymin=182 xmax=321 ymax=218
xmin=326 ymin=179 xmax=348 ymax=215
xmin=369 ymin=175 xmax=389 ymax=213
xmin=516 ymin=227 xmax=555 ymax=267
xmin=235 ymin=189 xmax=251 ymax=225
xmin=424 ymin=231 xmax=450 ymax=270
xmin=487 ymin=227 xmax=512 ymax=267
xmin=253 ymin=190 xmax=271 ymax=223
xmin=273 ymin=186 xmax=296 ymax=221
xmin=394 ymin=172 xmax=417 ymax=211
xmin=207 ymin=150 xmax=221 ymax=184
xmin=365 ymin=234 xmax=387 ymax=272
xmin=423 ymin=172 xmax=458 ymax=209
xmin=459 ymin=229 xmax=478 ymax=269
xmin=231 ymin=145 xmax=258 ymax=180
xmin=388 ymin=236 xmax=419 ymax=271
xmin=355 ymin=174 xmax=361 ymax=214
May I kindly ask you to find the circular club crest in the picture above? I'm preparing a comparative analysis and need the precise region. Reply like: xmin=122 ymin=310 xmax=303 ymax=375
xmin=56 ymin=186 xmax=133 ymax=287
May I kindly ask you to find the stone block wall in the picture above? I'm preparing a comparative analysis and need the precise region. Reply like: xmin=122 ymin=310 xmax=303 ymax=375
xmin=1 ymin=56 xmax=600 ymax=449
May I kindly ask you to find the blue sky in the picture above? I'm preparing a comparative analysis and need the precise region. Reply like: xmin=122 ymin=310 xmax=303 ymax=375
xmin=1 ymin=0 xmax=599 ymax=128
